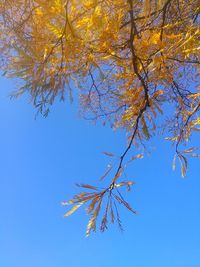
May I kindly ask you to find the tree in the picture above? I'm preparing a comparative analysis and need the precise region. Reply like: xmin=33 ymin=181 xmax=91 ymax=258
xmin=0 ymin=0 xmax=199 ymax=235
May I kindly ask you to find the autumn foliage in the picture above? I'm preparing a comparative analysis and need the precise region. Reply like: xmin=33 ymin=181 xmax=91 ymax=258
xmin=0 ymin=0 xmax=199 ymax=235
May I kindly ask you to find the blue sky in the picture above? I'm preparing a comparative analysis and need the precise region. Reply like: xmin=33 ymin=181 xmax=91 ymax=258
xmin=0 ymin=76 xmax=200 ymax=267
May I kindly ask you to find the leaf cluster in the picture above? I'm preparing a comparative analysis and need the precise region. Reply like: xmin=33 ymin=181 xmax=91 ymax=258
xmin=0 ymin=0 xmax=200 ymax=234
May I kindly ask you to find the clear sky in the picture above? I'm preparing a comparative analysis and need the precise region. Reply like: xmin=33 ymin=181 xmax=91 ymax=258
xmin=0 ymin=76 xmax=200 ymax=267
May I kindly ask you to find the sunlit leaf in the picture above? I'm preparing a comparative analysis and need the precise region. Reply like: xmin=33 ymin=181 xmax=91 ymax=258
xmin=64 ymin=202 xmax=83 ymax=217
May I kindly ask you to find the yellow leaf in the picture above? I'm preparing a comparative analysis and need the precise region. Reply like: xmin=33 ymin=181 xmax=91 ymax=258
xmin=64 ymin=203 xmax=83 ymax=217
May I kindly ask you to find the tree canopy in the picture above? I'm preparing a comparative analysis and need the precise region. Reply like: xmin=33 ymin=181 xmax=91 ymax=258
xmin=0 ymin=0 xmax=199 ymax=235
